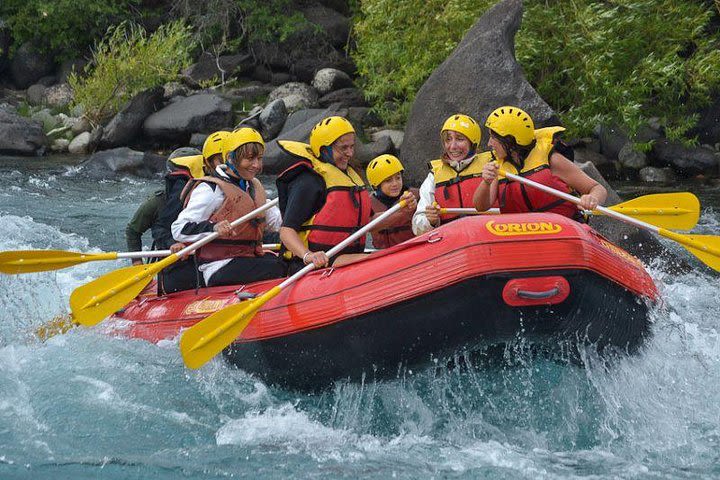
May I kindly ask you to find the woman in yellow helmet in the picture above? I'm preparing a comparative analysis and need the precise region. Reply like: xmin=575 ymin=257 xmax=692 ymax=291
xmin=172 ymin=127 xmax=286 ymax=287
xmin=366 ymin=154 xmax=419 ymax=249
xmin=412 ymin=114 xmax=494 ymax=235
xmin=473 ymin=106 xmax=607 ymax=219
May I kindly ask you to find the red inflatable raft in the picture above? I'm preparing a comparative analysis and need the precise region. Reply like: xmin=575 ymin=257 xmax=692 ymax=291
xmin=109 ymin=213 xmax=658 ymax=390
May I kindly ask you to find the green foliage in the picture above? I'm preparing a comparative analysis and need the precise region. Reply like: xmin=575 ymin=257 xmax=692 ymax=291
xmin=517 ymin=0 xmax=720 ymax=141
xmin=170 ymin=0 xmax=308 ymax=55
xmin=0 ymin=0 xmax=137 ymax=61
xmin=69 ymin=21 xmax=195 ymax=124
xmin=353 ymin=0 xmax=496 ymax=127
xmin=353 ymin=0 xmax=720 ymax=140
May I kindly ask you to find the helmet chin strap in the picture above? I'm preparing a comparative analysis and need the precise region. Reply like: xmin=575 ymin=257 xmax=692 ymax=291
xmin=226 ymin=154 xmax=249 ymax=191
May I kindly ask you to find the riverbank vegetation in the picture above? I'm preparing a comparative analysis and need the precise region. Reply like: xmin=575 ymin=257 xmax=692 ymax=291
xmin=353 ymin=0 xmax=720 ymax=142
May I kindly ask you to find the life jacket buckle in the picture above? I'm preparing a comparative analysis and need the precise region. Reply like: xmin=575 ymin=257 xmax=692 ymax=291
xmin=428 ymin=231 xmax=443 ymax=244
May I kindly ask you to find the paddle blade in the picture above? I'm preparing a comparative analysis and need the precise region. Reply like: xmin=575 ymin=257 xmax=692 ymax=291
xmin=0 ymin=250 xmax=117 ymax=274
xmin=70 ymin=261 xmax=167 ymax=326
xmin=608 ymin=193 xmax=700 ymax=230
xmin=666 ymin=232 xmax=720 ymax=272
xmin=181 ymin=286 xmax=282 ymax=369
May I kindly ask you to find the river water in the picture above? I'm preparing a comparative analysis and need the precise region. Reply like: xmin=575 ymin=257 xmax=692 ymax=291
xmin=1 ymin=156 xmax=719 ymax=479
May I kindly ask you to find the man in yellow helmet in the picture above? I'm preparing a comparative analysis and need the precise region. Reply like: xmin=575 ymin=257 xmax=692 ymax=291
xmin=412 ymin=114 xmax=494 ymax=235
xmin=474 ymin=106 xmax=606 ymax=219
xmin=276 ymin=116 xmax=416 ymax=274
xmin=366 ymin=154 xmax=419 ymax=249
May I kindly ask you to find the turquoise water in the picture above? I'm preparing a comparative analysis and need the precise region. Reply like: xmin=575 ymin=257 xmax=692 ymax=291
xmin=1 ymin=156 xmax=719 ymax=479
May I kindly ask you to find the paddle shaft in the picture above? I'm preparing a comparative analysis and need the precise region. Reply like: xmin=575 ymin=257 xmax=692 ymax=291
xmin=501 ymin=171 xmax=661 ymax=233
xmin=278 ymin=199 xmax=408 ymax=289
xmin=173 ymin=198 xmax=279 ymax=259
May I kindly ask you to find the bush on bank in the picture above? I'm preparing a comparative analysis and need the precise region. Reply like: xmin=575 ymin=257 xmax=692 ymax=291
xmin=353 ymin=0 xmax=720 ymax=142
xmin=69 ymin=21 xmax=194 ymax=124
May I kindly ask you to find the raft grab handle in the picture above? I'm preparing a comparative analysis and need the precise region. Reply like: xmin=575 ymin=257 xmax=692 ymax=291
xmin=502 ymin=276 xmax=570 ymax=307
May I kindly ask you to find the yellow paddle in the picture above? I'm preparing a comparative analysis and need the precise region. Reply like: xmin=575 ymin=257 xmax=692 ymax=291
xmin=438 ymin=192 xmax=699 ymax=230
xmin=180 ymin=199 xmax=409 ymax=369
xmin=70 ymin=198 xmax=279 ymax=327
xmin=501 ymin=170 xmax=720 ymax=272
xmin=0 ymin=249 xmax=171 ymax=275
xmin=0 ymin=244 xmax=285 ymax=275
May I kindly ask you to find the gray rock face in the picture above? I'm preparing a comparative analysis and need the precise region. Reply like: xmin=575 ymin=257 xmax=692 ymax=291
xmin=260 ymin=99 xmax=288 ymax=140
xmin=318 ymin=87 xmax=367 ymax=108
xmin=400 ymin=0 xmax=556 ymax=186
xmin=618 ymin=142 xmax=647 ymax=170
xmin=143 ymin=93 xmax=233 ymax=144
xmin=312 ymin=68 xmax=353 ymax=95
xmin=225 ymin=83 xmax=275 ymax=103
xmin=268 ymin=82 xmax=319 ymax=106
xmin=574 ymin=147 xmax=620 ymax=180
xmin=181 ymin=52 xmax=253 ymax=87
xmin=0 ymin=20 xmax=10 ymax=75
xmin=79 ymin=147 xmax=164 ymax=178
xmin=354 ymin=135 xmax=395 ymax=166
xmin=653 ymin=139 xmax=719 ymax=176
xmin=0 ymin=108 xmax=48 ymax=155
xmin=300 ymin=3 xmax=351 ymax=49
xmin=9 ymin=43 xmax=55 ymax=89
xmin=370 ymin=129 xmax=405 ymax=150
xmin=68 ymin=132 xmax=92 ymax=155
xmin=44 ymin=83 xmax=73 ymax=109
xmin=27 ymin=84 xmax=47 ymax=106
xmin=100 ymin=86 xmax=164 ymax=148
xmin=595 ymin=124 xmax=629 ymax=160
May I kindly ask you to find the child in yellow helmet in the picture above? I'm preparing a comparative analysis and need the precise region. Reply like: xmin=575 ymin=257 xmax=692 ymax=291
xmin=366 ymin=154 xmax=419 ymax=249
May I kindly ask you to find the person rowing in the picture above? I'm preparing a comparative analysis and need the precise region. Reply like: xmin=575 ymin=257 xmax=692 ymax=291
xmin=412 ymin=114 xmax=495 ymax=235
xmin=276 ymin=116 xmax=416 ymax=274
xmin=473 ymin=105 xmax=607 ymax=218
xmin=366 ymin=154 xmax=419 ymax=249
xmin=171 ymin=127 xmax=286 ymax=287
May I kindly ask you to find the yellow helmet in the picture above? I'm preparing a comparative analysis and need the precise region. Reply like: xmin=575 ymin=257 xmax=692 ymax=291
xmin=168 ymin=154 xmax=204 ymax=179
xmin=223 ymin=127 xmax=264 ymax=161
xmin=202 ymin=131 xmax=229 ymax=161
xmin=366 ymin=154 xmax=404 ymax=188
xmin=441 ymin=114 xmax=481 ymax=148
xmin=309 ymin=116 xmax=355 ymax=157
xmin=485 ymin=106 xmax=535 ymax=146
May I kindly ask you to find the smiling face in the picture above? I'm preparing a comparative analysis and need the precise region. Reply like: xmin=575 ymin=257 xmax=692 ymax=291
xmin=330 ymin=133 xmax=356 ymax=170
xmin=228 ymin=143 xmax=264 ymax=180
xmin=442 ymin=130 xmax=472 ymax=163
xmin=379 ymin=172 xmax=403 ymax=198
xmin=487 ymin=133 xmax=507 ymax=160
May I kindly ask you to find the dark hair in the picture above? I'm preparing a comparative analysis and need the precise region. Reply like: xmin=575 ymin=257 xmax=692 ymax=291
xmin=490 ymin=132 xmax=535 ymax=170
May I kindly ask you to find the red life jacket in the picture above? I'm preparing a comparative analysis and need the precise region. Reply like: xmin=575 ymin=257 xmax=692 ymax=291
xmin=277 ymin=141 xmax=372 ymax=255
xmin=497 ymin=127 xmax=579 ymax=219
xmin=182 ymin=176 xmax=263 ymax=261
xmin=431 ymin=152 xmax=494 ymax=222
xmin=370 ymin=188 xmax=418 ymax=249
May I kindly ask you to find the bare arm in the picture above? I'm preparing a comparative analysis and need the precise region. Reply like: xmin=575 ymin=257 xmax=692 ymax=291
xmin=279 ymin=226 xmax=329 ymax=268
xmin=473 ymin=161 xmax=499 ymax=212
xmin=549 ymin=153 xmax=607 ymax=210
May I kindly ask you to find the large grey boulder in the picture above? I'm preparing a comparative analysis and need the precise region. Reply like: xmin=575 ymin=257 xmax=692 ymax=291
xmin=312 ymin=68 xmax=353 ymax=95
xmin=100 ymin=86 xmax=164 ymax=148
xmin=143 ymin=93 xmax=232 ymax=144
xmin=78 ymin=147 xmax=165 ymax=178
xmin=401 ymin=0 xmax=556 ymax=186
xmin=9 ymin=42 xmax=55 ymax=89
xmin=300 ymin=3 xmax=351 ymax=49
xmin=259 ymin=99 xmax=288 ymax=140
xmin=652 ymin=140 xmax=719 ymax=177
xmin=0 ymin=108 xmax=48 ymax=155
